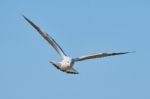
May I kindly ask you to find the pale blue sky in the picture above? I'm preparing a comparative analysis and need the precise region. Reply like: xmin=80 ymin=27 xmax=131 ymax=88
xmin=0 ymin=0 xmax=150 ymax=99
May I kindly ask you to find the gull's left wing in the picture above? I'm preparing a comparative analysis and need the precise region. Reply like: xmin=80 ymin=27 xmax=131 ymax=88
xmin=23 ymin=15 xmax=67 ymax=58
xmin=75 ymin=52 xmax=132 ymax=61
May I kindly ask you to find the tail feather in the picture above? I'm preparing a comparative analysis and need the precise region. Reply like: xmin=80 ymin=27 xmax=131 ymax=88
xmin=65 ymin=67 xmax=79 ymax=74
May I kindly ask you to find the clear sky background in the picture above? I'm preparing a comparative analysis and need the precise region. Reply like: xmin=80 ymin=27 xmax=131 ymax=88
xmin=0 ymin=0 xmax=150 ymax=99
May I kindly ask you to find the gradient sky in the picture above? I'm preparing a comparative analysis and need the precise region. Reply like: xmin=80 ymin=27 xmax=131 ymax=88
xmin=1 ymin=0 xmax=150 ymax=99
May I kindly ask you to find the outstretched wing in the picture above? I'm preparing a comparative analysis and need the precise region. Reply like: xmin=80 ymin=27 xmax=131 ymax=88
xmin=23 ymin=15 xmax=67 ymax=58
xmin=75 ymin=52 xmax=132 ymax=61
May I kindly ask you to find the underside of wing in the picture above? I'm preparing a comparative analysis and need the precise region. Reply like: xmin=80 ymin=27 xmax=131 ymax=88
xmin=23 ymin=15 xmax=67 ymax=58
xmin=76 ymin=52 xmax=131 ymax=61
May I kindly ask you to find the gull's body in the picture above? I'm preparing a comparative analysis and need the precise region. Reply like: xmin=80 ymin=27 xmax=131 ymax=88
xmin=23 ymin=15 xmax=132 ymax=74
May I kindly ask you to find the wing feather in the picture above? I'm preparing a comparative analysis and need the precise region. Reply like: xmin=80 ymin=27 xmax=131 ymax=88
xmin=23 ymin=15 xmax=67 ymax=58
xmin=75 ymin=52 xmax=132 ymax=61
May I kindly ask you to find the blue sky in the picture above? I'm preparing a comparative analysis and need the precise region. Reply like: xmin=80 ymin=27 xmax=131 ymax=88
xmin=0 ymin=0 xmax=150 ymax=99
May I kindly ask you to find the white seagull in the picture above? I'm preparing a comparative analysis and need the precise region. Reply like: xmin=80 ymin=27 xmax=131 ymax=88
xmin=23 ymin=15 xmax=132 ymax=74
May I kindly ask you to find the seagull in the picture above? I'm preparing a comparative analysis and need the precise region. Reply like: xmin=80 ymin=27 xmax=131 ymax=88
xmin=23 ymin=15 xmax=132 ymax=74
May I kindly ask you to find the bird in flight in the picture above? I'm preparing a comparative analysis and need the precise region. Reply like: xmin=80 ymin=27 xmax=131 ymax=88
xmin=23 ymin=15 xmax=132 ymax=74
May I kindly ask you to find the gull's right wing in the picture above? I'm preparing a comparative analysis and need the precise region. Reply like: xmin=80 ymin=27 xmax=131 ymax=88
xmin=75 ymin=52 xmax=132 ymax=61
xmin=23 ymin=15 xmax=67 ymax=58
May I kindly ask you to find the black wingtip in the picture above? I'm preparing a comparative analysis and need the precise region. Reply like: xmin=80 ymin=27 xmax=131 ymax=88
xmin=21 ymin=14 xmax=26 ymax=19
xmin=22 ymin=14 xmax=29 ymax=22
xmin=125 ymin=51 xmax=136 ymax=54
xmin=111 ymin=51 xmax=135 ymax=56
xmin=116 ymin=51 xmax=135 ymax=56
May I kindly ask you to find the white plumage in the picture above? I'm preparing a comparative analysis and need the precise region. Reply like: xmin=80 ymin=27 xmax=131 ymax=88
xmin=23 ymin=15 xmax=132 ymax=74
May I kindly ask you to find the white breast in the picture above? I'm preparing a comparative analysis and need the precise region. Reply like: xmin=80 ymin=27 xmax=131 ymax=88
xmin=60 ymin=57 xmax=73 ymax=67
